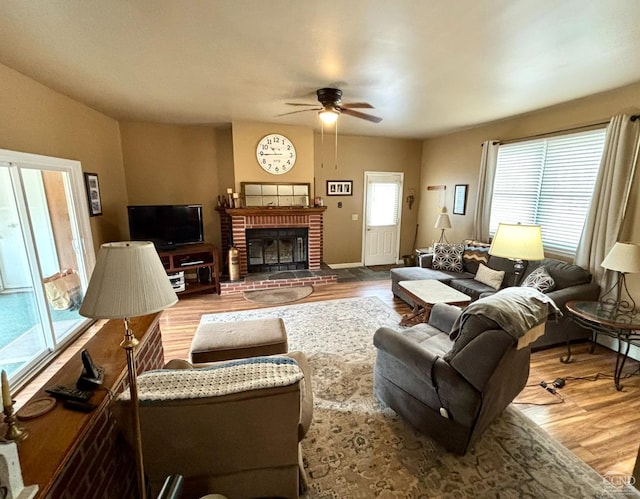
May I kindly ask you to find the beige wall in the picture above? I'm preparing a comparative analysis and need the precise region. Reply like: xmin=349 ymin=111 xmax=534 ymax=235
xmin=119 ymin=122 xmax=222 ymax=249
xmin=231 ymin=121 xmax=314 ymax=189
xmin=0 ymin=63 xmax=127 ymax=251
xmin=315 ymin=134 xmax=423 ymax=264
xmin=419 ymin=80 xmax=640 ymax=298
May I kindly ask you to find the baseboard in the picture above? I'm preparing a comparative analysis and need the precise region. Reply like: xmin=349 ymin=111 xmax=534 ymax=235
xmin=597 ymin=336 xmax=640 ymax=361
xmin=327 ymin=262 xmax=364 ymax=269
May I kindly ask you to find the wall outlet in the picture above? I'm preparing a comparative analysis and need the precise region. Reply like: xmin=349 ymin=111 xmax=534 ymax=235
xmin=351 ymin=214 xmax=358 ymax=221
xmin=338 ymin=202 xmax=342 ymax=208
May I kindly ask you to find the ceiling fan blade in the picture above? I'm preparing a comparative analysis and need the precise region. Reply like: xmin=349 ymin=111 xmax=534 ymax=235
xmin=276 ymin=108 xmax=321 ymax=117
xmin=285 ymin=102 xmax=319 ymax=107
xmin=340 ymin=108 xmax=382 ymax=123
xmin=340 ymin=102 xmax=374 ymax=109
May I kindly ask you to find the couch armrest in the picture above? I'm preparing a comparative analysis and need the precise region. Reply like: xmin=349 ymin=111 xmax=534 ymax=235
xmin=418 ymin=253 xmax=434 ymax=268
xmin=373 ymin=326 xmax=444 ymax=383
xmin=546 ymin=282 xmax=600 ymax=310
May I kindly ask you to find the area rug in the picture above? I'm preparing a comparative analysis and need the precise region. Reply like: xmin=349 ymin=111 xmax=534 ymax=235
xmin=200 ymin=297 xmax=635 ymax=498
xmin=242 ymin=285 xmax=313 ymax=304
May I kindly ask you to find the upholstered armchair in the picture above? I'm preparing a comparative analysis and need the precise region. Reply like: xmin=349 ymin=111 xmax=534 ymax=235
xmin=374 ymin=287 xmax=560 ymax=455
xmin=113 ymin=351 xmax=313 ymax=499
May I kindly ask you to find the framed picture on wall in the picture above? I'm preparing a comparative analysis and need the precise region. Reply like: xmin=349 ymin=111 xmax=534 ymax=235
xmin=453 ymin=184 xmax=468 ymax=215
xmin=326 ymin=180 xmax=353 ymax=196
xmin=84 ymin=172 xmax=103 ymax=216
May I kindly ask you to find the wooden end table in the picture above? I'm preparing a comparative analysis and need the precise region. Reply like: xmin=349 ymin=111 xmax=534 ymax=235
xmin=399 ymin=280 xmax=471 ymax=326
xmin=565 ymin=300 xmax=640 ymax=390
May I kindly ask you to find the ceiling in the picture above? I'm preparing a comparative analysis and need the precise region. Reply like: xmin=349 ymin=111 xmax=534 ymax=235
xmin=1 ymin=1 xmax=640 ymax=139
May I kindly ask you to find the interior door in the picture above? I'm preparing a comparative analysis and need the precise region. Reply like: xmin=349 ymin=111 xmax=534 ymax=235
xmin=363 ymin=172 xmax=403 ymax=266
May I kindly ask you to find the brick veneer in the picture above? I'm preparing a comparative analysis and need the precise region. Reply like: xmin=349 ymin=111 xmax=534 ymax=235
xmin=20 ymin=315 xmax=165 ymax=499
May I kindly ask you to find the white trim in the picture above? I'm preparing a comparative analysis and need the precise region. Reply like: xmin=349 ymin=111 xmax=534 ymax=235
xmin=596 ymin=336 xmax=640 ymax=362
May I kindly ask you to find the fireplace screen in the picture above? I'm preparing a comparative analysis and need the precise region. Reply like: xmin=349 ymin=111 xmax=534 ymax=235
xmin=246 ymin=228 xmax=308 ymax=273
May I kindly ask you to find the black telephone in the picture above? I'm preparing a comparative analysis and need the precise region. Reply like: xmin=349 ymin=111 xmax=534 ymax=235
xmin=77 ymin=349 xmax=104 ymax=390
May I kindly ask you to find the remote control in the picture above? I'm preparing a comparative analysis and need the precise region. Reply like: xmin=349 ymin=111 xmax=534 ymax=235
xmin=63 ymin=399 xmax=97 ymax=413
xmin=45 ymin=384 xmax=93 ymax=403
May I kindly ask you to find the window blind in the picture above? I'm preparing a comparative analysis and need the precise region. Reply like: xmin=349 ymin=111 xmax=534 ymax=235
xmin=489 ymin=128 xmax=606 ymax=256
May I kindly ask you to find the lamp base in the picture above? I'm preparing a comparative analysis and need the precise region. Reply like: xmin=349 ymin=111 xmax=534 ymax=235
xmin=599 ymin=272 xmax=637 ymax=319
xmin=436 ymin=230 xmax=449 ymax=244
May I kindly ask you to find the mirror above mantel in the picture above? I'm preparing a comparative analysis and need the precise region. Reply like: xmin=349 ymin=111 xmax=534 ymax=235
xmin=241 ymin=182 xmax=310 ymax=207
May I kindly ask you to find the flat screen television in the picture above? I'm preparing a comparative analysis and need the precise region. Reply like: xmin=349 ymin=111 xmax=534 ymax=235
xmin=127 ymin=204 xmax=204 ymax=250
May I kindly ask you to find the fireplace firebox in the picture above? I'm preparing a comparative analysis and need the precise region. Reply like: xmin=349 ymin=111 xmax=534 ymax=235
xmin=246 ymin=228 xmax=308 ymax=273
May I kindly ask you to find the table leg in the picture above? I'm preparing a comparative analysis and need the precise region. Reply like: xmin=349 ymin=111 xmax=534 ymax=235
xmin=400 ymin=303 xmax=425 ymax=326
xmin=614 ymin=333 xmax=631 ymax=391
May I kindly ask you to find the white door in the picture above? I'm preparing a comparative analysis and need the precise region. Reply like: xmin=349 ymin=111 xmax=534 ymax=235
xmin=363 ymin=172 xmax=403 ymax=266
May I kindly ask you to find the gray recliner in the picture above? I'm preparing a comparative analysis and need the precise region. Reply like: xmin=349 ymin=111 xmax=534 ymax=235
xmin=373 ymin=289 xmax=559 ymax=455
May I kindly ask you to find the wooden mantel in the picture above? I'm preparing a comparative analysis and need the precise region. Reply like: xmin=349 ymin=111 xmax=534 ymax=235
xmin=221 ymin=206 xmax=327 ymax=216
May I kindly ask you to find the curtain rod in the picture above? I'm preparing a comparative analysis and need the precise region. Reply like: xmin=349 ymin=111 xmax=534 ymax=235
xmin=483 ymin=114 xmax=640 ymax=146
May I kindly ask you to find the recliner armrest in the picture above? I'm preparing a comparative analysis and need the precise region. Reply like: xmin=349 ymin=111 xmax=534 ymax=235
xmin=546 ymin=282 xmax=600 ymax=309
xmin=373 ymin=327 xmax=442 ymax=383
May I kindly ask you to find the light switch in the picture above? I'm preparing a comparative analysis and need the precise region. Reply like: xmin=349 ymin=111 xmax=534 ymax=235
xmin=338 ymin=202 xmax=342 ymax=208
xmin=351 ymin=214 xmax=358 ymax=221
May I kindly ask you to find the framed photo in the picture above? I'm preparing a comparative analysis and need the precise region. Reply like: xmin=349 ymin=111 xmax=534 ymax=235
xmin=326 ymin=180 xmax=353 ymax=196
xmin=84 ymin=172 xmax=103 ymax=216
xmin=453 ymin=184 xmax=468 ymax=215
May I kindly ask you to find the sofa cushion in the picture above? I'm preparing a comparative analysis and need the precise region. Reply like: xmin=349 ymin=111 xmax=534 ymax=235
xmin=521 ymin=266 xmax=556 ymax=293
xmin=432 ymin=243 xmax=464 ymax=273
xmin=449 ymin=278 xmax=497 ymax=298
xmin=391 ymin=266 xmax=459 ymax=284
xmin=474 ymin=263 xmax=505 ymax=290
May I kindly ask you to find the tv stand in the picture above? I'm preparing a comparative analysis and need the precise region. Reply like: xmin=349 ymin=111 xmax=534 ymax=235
xmin=157 ymin=243 xmax=220 ymax=296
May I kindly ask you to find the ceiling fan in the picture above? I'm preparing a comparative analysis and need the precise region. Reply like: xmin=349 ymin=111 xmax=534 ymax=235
xmin=278 ymin=88 xmax=382 ymax=124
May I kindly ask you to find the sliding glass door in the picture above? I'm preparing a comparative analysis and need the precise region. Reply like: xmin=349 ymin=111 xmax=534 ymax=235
xmin=0 ymin=150 xmax=95 ymax=387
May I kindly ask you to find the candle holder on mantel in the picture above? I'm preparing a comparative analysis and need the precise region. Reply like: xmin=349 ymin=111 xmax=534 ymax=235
xmin=3 ymin=401 xmax=29 ymax=442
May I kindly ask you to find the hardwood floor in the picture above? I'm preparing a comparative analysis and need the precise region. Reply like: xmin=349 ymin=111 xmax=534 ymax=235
xmin=17 ymin=279 xmax=640 ymax=479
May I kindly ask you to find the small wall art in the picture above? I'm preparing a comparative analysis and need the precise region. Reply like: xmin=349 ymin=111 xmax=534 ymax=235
xmin=84 ymin=172 xmax=103 ymax=216
xmin=453 ymin=184 xmax=468 ymax=215
xmin=326 ymin=180 xmax=353 ymax=196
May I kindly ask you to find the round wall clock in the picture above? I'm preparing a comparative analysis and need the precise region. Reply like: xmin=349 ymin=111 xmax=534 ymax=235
xmin=256 ymin=133 xmax=296 ymax=175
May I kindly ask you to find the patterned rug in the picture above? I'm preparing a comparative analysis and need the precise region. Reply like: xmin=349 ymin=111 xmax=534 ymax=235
xmin=200 ymin=297 xmax=636 ymax=498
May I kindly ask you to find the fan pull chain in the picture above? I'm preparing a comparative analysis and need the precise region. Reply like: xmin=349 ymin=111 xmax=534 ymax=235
xmin=334 ymin=119 xmax=338 ymax=170
xmin=320 ymin=122 xmax=324 ymax=169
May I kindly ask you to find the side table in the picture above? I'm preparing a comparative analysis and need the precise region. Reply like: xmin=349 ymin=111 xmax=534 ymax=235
xmin=565 ymin=300 xmax=640 ymax=390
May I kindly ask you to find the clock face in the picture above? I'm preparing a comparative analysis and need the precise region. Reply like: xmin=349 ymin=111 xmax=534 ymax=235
xmin=256 ymin=134 xmax=296 ymax=175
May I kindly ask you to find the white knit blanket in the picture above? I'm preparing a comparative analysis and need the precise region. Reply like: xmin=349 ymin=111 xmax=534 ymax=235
xmin=118 ymin=356 xmax=303 ymax=402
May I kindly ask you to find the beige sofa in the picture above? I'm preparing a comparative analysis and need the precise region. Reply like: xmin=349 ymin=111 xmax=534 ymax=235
xmin=114 ymin=351 xmax=313 ymax=499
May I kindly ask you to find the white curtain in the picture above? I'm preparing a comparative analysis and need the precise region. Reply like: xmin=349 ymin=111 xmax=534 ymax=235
xmin=575 ymin=114 xmax=640 ymax=292
xmin=472 ymin=140 xmax=500 ymax=242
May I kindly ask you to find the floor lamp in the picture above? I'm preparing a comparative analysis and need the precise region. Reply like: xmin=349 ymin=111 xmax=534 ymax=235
xmin=600 ymin=241 xmax=640 ymax=317
xmin=80 ymin=242 xmax=178 ymax=499
xmin=489 ymin=223 xmax=545 ymax=285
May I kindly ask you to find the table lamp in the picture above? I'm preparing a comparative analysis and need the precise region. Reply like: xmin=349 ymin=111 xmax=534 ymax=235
xmin=600 ymin=241 xmax=640 ymax=317
xmin=434 ymin=209 xmax=452 ymax=244
xmin=489 ymin=223 xmax=545 ymax=285
xmin=80 ymin=241 xmax=178 ymax=499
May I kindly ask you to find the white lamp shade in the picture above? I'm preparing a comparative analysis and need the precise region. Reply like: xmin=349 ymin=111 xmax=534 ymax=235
xmin=489 ymin=223 xmax=544 ymax=261
xmin=434 ymin=213 xmax=452 ymax=230
xmin=601 ymin=242 xmax=640 ymax=273
xmin=79 ymin=241 xmax=178 ymax=319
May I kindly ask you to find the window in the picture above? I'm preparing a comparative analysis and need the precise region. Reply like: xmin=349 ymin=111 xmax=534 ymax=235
xmin=0 ymin=149 xmax=95 ymax=389
xmin=489 ymin=128 xmax=606 ymax=256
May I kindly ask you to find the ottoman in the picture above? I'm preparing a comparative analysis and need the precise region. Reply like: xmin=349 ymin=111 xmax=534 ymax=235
xmin=189 ymin=317 xmax=288 ymax=363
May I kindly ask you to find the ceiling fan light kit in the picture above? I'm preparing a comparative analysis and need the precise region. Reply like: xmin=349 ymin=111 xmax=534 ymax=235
xmin=281 ymin=87 xmax=382 ymax=124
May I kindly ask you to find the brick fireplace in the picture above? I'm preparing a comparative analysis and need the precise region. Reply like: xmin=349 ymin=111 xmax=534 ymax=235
xmin=219 ymin=206 xmax=327 ymax=277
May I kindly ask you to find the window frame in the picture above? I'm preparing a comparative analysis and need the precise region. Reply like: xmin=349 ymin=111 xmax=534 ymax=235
xmin=488 ymin=127 xmax=607 ymax=258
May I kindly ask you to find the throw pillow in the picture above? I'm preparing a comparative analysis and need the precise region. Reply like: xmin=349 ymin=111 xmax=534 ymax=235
xmin=474 ymin=263 xmax=505 ymax=290
xmin=463 ymin=246 xmax=490 ymax=265
xmin=432 ymin=243 xmax=464 ymax=272
xmin=521 ymin=266 xmax=556 ymax=293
